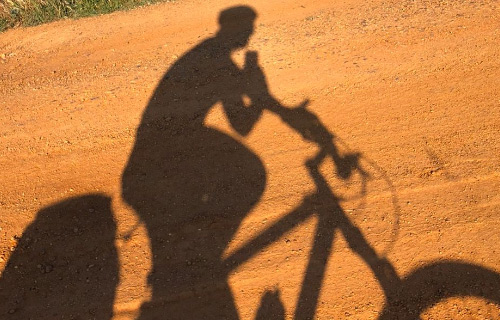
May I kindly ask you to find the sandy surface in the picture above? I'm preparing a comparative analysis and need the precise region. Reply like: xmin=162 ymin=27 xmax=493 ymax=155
xmin=1 ymin=0 xmax=499 ymax=318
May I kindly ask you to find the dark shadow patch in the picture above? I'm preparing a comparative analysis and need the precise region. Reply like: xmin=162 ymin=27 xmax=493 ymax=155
xmin=0 ymin=194 xmax=118 ymax=319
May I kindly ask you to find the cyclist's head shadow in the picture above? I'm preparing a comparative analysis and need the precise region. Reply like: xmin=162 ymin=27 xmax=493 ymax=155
xmin=216 ymin=6 xmax=257 ymax=49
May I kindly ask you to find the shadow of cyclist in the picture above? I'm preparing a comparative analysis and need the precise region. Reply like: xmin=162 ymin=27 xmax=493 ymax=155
xmin=120 ymin=5 xmax=395 ymax=319
xmin=121 ymin=6 xmax=269 ymax=319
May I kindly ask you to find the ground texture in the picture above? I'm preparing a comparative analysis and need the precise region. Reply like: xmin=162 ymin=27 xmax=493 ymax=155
xmin=1 ymin=0 xmax=499 ymax=319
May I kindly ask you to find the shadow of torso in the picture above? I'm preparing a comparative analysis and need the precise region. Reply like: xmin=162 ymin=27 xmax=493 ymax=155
xmin=122 ymin=37 xmax=266 ymax=319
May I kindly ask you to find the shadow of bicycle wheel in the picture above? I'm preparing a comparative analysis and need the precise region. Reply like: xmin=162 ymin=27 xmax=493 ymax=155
xmin=379 ymin=261 xmax=500 ymax=319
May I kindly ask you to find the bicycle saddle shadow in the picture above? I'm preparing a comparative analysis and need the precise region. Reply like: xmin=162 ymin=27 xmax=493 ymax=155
xmin=0 ymin=194 xmax=118 ymax=319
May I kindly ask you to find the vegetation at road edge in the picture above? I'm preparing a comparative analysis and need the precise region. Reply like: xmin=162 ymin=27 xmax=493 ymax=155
xmin=0 ymin=0 xmax=172 ymax=32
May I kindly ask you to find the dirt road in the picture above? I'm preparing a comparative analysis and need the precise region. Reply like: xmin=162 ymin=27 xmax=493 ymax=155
xmin=1 ymin=0 xmax=499 ymax=318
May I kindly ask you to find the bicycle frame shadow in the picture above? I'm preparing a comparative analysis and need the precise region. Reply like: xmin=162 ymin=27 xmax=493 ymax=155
xmin=227 ymin=139 xmax=500 ymax=319
xmin=224 ymin=149 xmax=396 ymax=319
xmin=225 ymin=101 xmax=500 ymax=318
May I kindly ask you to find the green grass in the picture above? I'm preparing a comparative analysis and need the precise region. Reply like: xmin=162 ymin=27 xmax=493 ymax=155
xmin=0 ymin=0 xmax=170 ymax=32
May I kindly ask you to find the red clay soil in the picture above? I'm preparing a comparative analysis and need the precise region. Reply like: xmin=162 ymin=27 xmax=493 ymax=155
xmin=1 ymin=0 xmax=499 ymax=319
